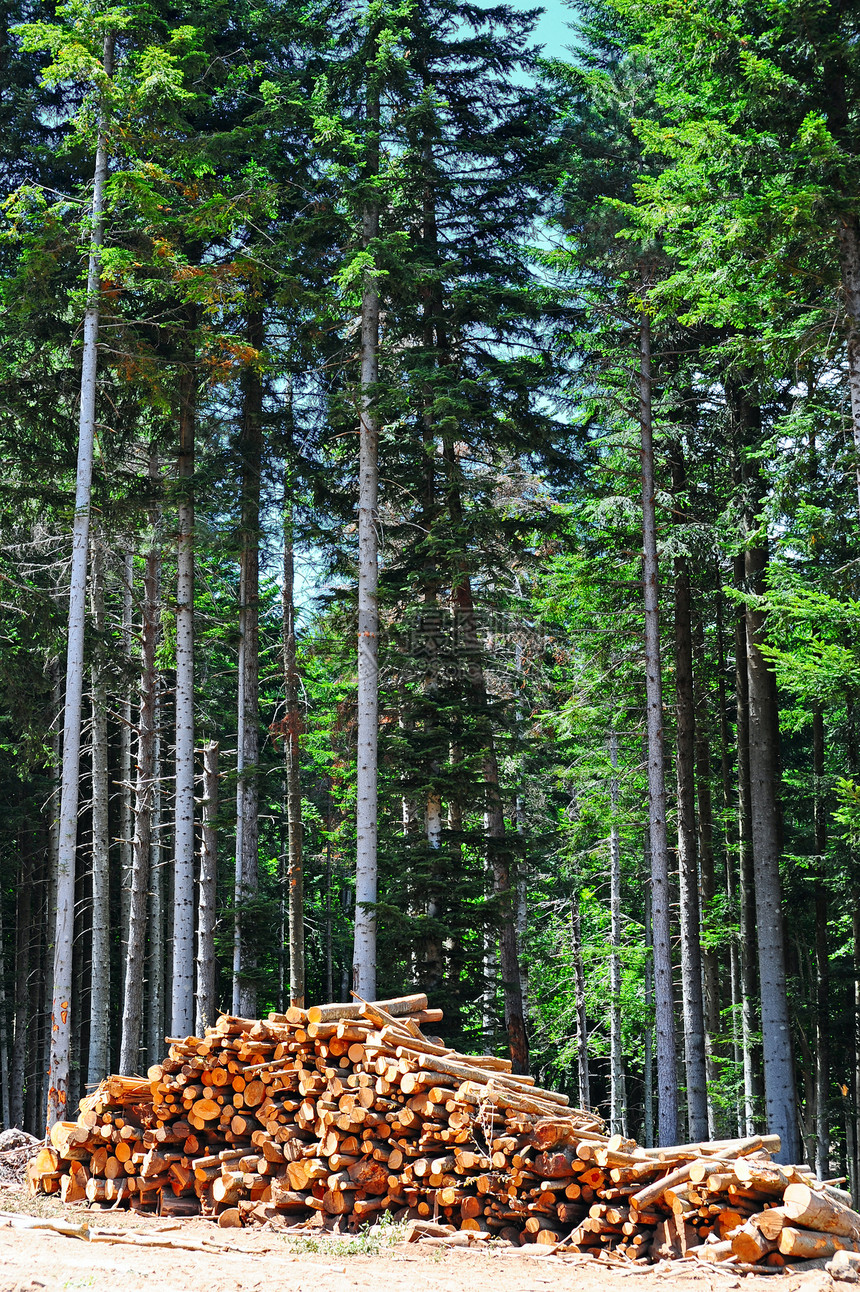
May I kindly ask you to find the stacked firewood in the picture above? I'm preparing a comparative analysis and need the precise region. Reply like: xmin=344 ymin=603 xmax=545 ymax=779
xmin=28 ymin=993 xmax=860 ymax=1266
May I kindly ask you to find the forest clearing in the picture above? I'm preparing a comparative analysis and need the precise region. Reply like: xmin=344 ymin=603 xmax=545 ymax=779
xmin=4 ymin=0 xmax=860 ymax=1288
xmin=12 ymin=994 xmax=860 ymax=1282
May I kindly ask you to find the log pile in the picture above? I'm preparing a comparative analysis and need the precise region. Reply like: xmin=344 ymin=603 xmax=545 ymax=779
xmin=29 ymin=993 xmax=860 ymax=1268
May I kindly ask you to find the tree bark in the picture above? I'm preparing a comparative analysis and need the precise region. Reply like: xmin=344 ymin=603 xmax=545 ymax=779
xmin=11 ymin=845 xmax=32 ymax=1128
xmin=813 ymin=704 xmax=830 ymax=1177
xmin=0 ymin=903 xmax=10 ymax=1129
xmin=643 ymin=856 xmax=654 ymax=1148
xmin=444 ymin=444 xmax=528 ymax=1073
xmin=733 ymin=550 xmax=760 ymax=1134
xmin=88 ymin=535 xmax=110 ymax=1083
xmin=852 ymin=898 xmax=860 ymax=1206
xmin=609 ymin=733 xmax=626 ymax=1136
xmin=671 ymin=488 xmax=708 ymax=1141
xmin=716 ymin=585 xmax=743 ymax=1135
xmin=638 ymin=309 xmax=678 ymax=1145
xmin=353 ymin=68 xmax=381 ymax=1000
xmin=196 ymin=739 xmax=218 ymax=1033
xmin=283 ymin=486 xmax=305 ymax=1008
xmin=119 ymin=546 xmax=133 ymax=1002
xmin=25 ymin=853 xmax=45 ymax=1134
xmin=745 ymin=512 xmax=800 ymax=1163
xmin=147 ymin=683 xmax=164 ymax=1068
xmin=693 ymin=617 xmax=720 ymax=1138
xmin=119 ymin=455 xmax=159 ymax=1073
xmin=171 ymin=358 xmax=196 ymax=1036
xmin=47 ymin=32 xmax=114 ymax=1129
xmin=232 ymin=315 xmax=264 ymax=1018
xmin=570 ymin=896 xmax=590 ymax=1110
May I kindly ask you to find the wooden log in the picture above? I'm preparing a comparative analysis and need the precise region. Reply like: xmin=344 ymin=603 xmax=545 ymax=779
xmin=307 ymin=995 xmax=428 ymax=1025
xmin=731 ymin=1220 xmax=778 ymax=1264
xmin=778 ymin=1226 xmax=860 ymax=1260
xmin=782 ymin=1182 xmax=860 ymax=1240
xmin=50 ymin=1122 xmax=92 ymax=1160
xmin=755 ymin=1207 xmax=788 ymax=1241
xmin=212 ymin=1173 xmax=244 ymax=1205
xmin=217 ymin=1207 xmax=243 ymax=1227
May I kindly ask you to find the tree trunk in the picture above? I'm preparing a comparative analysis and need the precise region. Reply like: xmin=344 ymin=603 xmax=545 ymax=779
xmin=717 ymin=586 xmax=743 ymax=1135
xmin=638 ymin=309 xmax=678 ymax=1146
xmin=196 ymin=741 xmax=218 ymax=1033
xmin=444 ymin=449 xmax=528 ymax=1072
xmin=43 ymin=664 xmax=61 ymax=1118
xmin=325 ymin=836 xmax=333 ymax=1002
xmin=609 ymin=733 xmax=625 ymax=1136
xmin=119 ymin=547 xmax=133 ymax=1001
xmin=693 ymin=617 xmax=720 ymax=1138
xmin=119 ymin=456 xmax=159 ymax=1073
xmin=147 ymin=685 xmax=164 ymax=1068
xmin=672 ymin=525 xmax=708 ymax=1142
xmin=0 ymin=903 xmax=10 ymax=1128
xmin=813 ymin=705 xmax=830 ymax=1178
xmin=25 ymin=852 xmax=45 ymax=1133
xmin=232 ymin=315 xmax=264 ymax=1018
xmin=47 ymin=32 xmax=114 ymax=1129
xmin=745 ymin=528 xmax=800 ymax=1163
xmin=643 ymin=857 xmax=654 ymax=1148
xmin=353 ymin=70 xmax=381 ymax=1000
xmin=171 ymin=360 xmax=196 ymax=1036
xmin=570 ymin=896 xmax=590 ymax=1110
xmin=283 ymin=486 xmax=305 ymax=1009
xmin=11 ymin=845 xmax=32 ymax=1128
xmin=734 ymin=550 xmax=760 ymax=1134
xmin=847 ymin=899 xmax=852 ymax=1209
xmin=88 ymin=535 xmax=110 ymax=1083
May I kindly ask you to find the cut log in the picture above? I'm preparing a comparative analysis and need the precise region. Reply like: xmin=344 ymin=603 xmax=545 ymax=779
xmin=782 ymin=1183 xmax=860 ymax=1240
xmin=779 ymin=1227 xmax=860 ymax=1260
xmin=307 ymin=995 xmax=428 ymax=1025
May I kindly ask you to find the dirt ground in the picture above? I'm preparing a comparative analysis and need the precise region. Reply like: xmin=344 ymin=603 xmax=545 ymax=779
xmin=0 ymin=1183 xmax=840 ymax=1292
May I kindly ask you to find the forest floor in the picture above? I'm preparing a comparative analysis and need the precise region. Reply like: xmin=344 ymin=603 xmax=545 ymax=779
xmin=0 ymin=1183 xmax=841 ymax=1292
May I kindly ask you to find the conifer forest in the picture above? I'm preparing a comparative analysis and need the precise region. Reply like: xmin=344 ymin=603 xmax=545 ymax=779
xmin=2 ymin=0 xmax=860 ymax=1196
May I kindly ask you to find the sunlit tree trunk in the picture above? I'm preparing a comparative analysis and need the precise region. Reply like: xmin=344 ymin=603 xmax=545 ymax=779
xmin=353 ymin=70 xmax=381 ymax=999
xmin=196 ymin=739 xmax=218 ymax=1034
xmin=283 ymin=475 xmax=305 ymax=1009
xmin=120 ymin=457 xmax=159 ymax=1073
xmin=171 ymin=362 xmax=196 ymax=1036
xmin=88 ymin=535 xmax=110 ymax=1083
xmin=570 ymin=897 xmax=590 ymax=1110
xmin=232 ymin=316 xmax=264 ymax=1018
xmin=47 ymin=32 xmax=114 ymax=1129
xmin=119 ymin=547 xmax=133 ymax=1001
xmin=609 ymin=733 xmax=625 ymax=1136
xmin=638 ymin=309 xmax=678 ymax=1145
xmin=673 ymin=548 xmax=708 ymax=1141
xmin=147 ymin=685 xmax=164 ymax=1068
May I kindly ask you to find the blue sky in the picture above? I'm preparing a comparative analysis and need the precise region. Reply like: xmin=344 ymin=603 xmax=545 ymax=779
xmin=516 ymin=0 xmax=576 ymax=57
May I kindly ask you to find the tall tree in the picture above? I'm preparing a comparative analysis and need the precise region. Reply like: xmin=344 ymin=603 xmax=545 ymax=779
xmin=638 ymin=306 xmax=679 ymax=1145
xmin=352 ymin=41 xmax=381 ymax=998
xmin=37 ymin=23 xmax=114 ymax=1128
xmin=172 ymin=355 xmax=196 ymax=1035
xmin=232 ymin=315 xmax=264 ymax=1017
